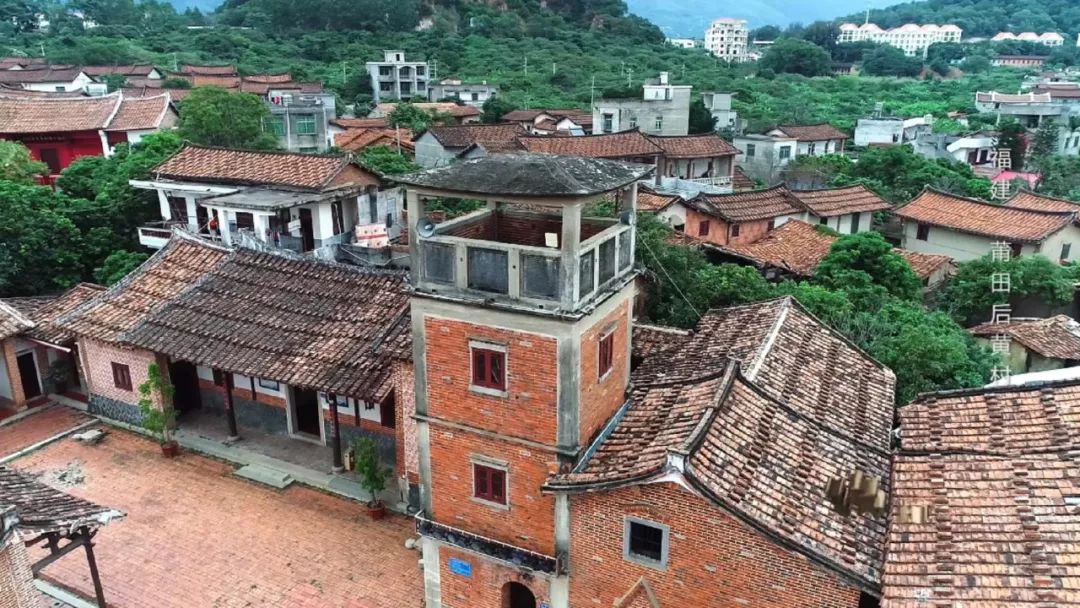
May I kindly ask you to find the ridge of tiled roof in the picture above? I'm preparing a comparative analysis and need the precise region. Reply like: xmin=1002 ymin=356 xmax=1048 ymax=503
xmin=0 ymin=92 xmax=121 ymax=134
xmin=1004 ymin=189 xmax=1080 ymax=213
xmin=688 ymin=184 xmax=804 ymax=222
xmin=0 ymin=300 xmax=34 ymax=341
xmin=4 ymin=283 xmax=104 ymax=345
xmin=789 ymin=184 xmax=891 ymax=217
xmin=334 ymin=128 xmax=414 ymax=153
xmin=422 ymin=123 xmax=525 ymax=152
xmin=0 ymin=466 xmax=124 ymax=537
xmin=0 ymin=66 xmax=86 ymax=83
xmin=331 ymin=117 xmax=389 ymax=129
xmin=375 ymin=102 xmax=480 ymax=119
xmin=179 ymin=64 xmax=238 ymax=76
xmin=106 ymin=93 xmax=172 ymax=131
xmin=151 ymin=144 xmax=361 ymax=191
xmin=774 ymin=123 xmax=848 ymax=141
xmin=644 ymin=133 xmax=739 ymax=158
xmin=732 ymin=165 xmax=755 ymax=190
xmin=634 ymin=185 xmax=681 ymax=212
xmin=893 ymin=186 xmax=1076 ymax=243
xmin=83 ymin=64 xmax=158 ymax=77
xmin=518 ymin=129 xmax=663 ymax=159
xmin=631 ymin=322 xmax=691 ymax=363
xmin=551 ymin=298 xmax=894 ymax=590
xmin=970 ymin=315 xmax=1080 ymax=361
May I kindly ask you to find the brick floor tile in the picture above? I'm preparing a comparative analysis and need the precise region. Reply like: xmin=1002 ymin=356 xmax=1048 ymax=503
xmin=0 ymin=404 xmax=90 ymax=458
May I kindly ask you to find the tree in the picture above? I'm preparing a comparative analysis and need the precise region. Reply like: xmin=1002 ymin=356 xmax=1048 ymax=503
xmin=860 ymin=45 xmax=923 ymax=78
xmin=178 ymin=87 xmax=278 ymax=150
xmin=798 ymin=21 xmax=840 ymax=57
xmin=757 ymin=38 xmax=832 ymax=77
xmin=95 ymin=250 xmax=148 ymax=285
xmin=1029 ymin=120 xmax=1061 ymax=169
xmin=938 ymin=254 xmax=1079 ymax=325
xmin=816 ymin=232 xmax=922 ymax=303
xmin=1035 ymin=156 xmax=1080 ymax=200
xmin=832 ymin=41 xmax=879 ymax=63
xmin=358 ymin=145 xmax=420 ymax=176
xmin=997 ymin=120 xmax=1027 ymax=171
xmin=688 ymin=98 xmax=716 ymax=134
xmin=387 ymin=101 xmax=450 ymax=133
xmin=0 ymin=140 xmax=47 ymax=183
xmin=481 ymin=96 xmax=517 ymax=124
xmin=0 ymin=182 xmax=83 ymax=297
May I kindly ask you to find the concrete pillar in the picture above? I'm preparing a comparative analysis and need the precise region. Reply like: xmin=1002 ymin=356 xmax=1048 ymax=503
xmin=157 ymin=189 xmax=171 ymax=222
xmin=253 ymin=213 xmax=271 ymax=243
xmin=2 ymin=340 xmax=26 ymax=408
xmin=406 ymin=190 xmax=423 ymax=285
xmin=559 ymin=203 xmax=582 ymax=311
xmin=216 ymin=208 xmax=233 ymax=246
xmin=186 ymin=197 xmax=199 ymax=231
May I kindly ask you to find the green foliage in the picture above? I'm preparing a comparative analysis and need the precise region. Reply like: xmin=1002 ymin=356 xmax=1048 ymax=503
xmin=0 ymin=140 xmax=46 ymax=183
xmin=95 ymin=250 xmax=148 ymax=285
xmin=138 ymin=362 xmax=176 ymax=444
xmin=1034 ymin=155 xmax=1080 ymax=201
xmin=997 ymin=120 xmax=1027 ymax=171
xmin=387 ymin=101 xmax=441 ymax=133
xmin=359 ymin=145 xmax=420 ymax=176
xmin=351 ymin=436 xmax=390 ymax=506
xmin=161 ymin=77 xmax=192 ymax=89
xmin=1029 ymin=120 xmax=1061 ymax=168
xmin=837 ymin=146 xmax=992 ymax=203
xmin=849 ymin=0 xmax=1080 ymax=39
xmin=758 ymin=38 xmax=832 ymax=77
xmin=688 ymin=98 xmax=716 ymax=134
xmin=860 ymin=45 xmax=923 ymax=78
xmin=816 ymin=232 xmax=922 ymax=303
xmin=0 ymin=181 xmax=82 ymax=297
xmin=481 ymin=96 xmax=517 ymax=124
xmin=178 ymin=87 xmax=278 ymax=149
xmin=938 ymin=254 xmax=1078 ymax=324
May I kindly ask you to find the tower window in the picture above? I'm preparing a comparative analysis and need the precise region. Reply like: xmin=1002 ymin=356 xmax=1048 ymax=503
xmin=473 ymin=462 xmax=507 ymax=506
xmin=598 ymin=331 xmax=615 ymax=379
xmin=624 ymin=517 xmax=669 ymax=569
xmin=471 ymin=345 xmax=507 ymax=392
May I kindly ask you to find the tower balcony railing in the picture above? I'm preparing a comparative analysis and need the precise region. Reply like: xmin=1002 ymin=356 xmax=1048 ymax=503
xmin=415 ymin=515 xmax=561 ymax=575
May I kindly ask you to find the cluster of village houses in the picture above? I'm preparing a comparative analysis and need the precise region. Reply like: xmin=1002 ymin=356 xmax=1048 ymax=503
xmin=4 ymin=52 xmax=1080 ymax=608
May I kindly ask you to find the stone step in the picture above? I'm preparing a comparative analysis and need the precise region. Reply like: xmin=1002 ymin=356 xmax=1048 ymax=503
xmin=233 ymin=464 xmax=294 ymax=489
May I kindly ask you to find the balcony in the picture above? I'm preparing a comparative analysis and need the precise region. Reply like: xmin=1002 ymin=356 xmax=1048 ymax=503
xmin=416 ymin=515 xmax=561 ymax=574
xmin=416 ymin=207 xmax=634 ymax=313
xmin=688 ymin=175 xmax=733 ymax=188
xmin=138 ymin=220 xmax=189 ymax=249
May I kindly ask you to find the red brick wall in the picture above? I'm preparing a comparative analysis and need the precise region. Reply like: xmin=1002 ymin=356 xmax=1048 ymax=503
xmin=437 ymin=545 xmax=551 ymax=608
xmin=80 ymin=339 xmax=159 ymax=406
xmin=0 ymin=535 xmax=37 ymax=608
xmin=441 ymin=212 xmax=608 ymax=247
xmin=1 ymin=339 xmax=26 ymax=406
xmin=569 ymin=483 xmax=864 ymax=608
xmin=424 ymin=317 xmax=559 ymax=444
xmin=729 ymin=218 xmax=773 ymax=245
xmin=428 ymin=427 xmax=558 ymax=555
xmin=395 ymin=361 xmax=418 ymax=484
xmin=685 ymin=208 xmax=730 ymax=246
xmin=579 ymin=301 xmax=630 ymax=448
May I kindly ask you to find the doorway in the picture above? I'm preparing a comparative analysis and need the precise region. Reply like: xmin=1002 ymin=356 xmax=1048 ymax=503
xmin=501 ymin=582 xmax=536 ymax=608
xmin=292 ymin=387 xmax=321 ymax=437
xmin=16 ymin=352 xmax=41 ymax=400
xmin=169 ymin=360 xmax=201 ymax=417
xmin=299 ymin=208 xmax=315 ymax=252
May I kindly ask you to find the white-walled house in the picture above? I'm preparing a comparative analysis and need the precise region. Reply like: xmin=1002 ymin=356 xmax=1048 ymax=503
xmin=894 ymin=188 xmax=1080 ymax=262
xmin=766 ymin=124 xmax=849 ymax=157
xmin=0 ymin=66 xmax=92 ymax=92
xmin=130 ymin=145 xmax=389 ymax=255
xmin=732 ymin=133 xmax=798 ymax=183
xmin=789 ymin=184 xmax=892 ymax=234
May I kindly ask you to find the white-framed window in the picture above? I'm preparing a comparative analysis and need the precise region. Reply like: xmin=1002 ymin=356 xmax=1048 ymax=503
xmin=654 ymin=116 xmax=663 ymax=131
xmin=624 ymin=516 xmax=669 ymax=569
xmin=469 ymin=340 xmax=508 ymax=397
xmin=471 ymin=455 xmax=509 ymax=509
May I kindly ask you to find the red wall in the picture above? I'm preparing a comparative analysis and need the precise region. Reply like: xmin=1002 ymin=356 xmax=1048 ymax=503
xmin=3 ymin=131 xmax=108 ymax=178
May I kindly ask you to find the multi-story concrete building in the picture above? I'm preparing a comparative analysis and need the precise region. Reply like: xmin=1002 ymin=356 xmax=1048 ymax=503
xmin=265 ymin=86 xmax=337 ymax=153
xmin=428 ymin=78 xmax=498 ymax=108
xmin=991 ymin=31 xmax=1065 ymax=46
xmin=837 ymin=22 xmax=962 ymax=57
xmin=366 ymin=50 xmax=429 ymax=105
xmin=593 ymin=72 xmax=691 ymax=136
xmin=666 ymin=38 xmax=699 ymax=49
xmin=700 ymin=91 xmax=739 ymax=132
xmin=704 ymin=18 xmax=749 ymax=62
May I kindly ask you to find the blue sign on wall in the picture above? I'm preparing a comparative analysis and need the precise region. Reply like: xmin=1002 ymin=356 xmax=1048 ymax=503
xmin=448 ymin=557 xmax=472 ymax=577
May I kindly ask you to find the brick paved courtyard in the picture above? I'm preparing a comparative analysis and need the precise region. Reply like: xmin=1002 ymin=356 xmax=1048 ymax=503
xmin=8 ymin=420 xmax=424 ymax=608
xmin=0 ymin=404 xmax=92 ymax=458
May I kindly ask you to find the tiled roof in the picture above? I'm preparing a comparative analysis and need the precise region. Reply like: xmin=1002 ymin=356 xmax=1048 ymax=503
xmin=56 ymin=236 xmax=231 ymax=343
xmin=5 ymin=283 xmax=104 ymax=345
xmin=970 ymin=315 xmax=1080 ymax=361
xmin=644 ymin=133 xmax=738 ymax=158
xmin=374 ymin=102 xmax=480 ymax=119
xmin=334 ymin=128 xmax=414 ymax=153
xmin=732 ymin=165 xmax=755 ymax=190
xmin=631 ymin=323 xmax=690 ymax=363
xmin=501 ymin=109 xmax=549 ymax=122
xmin=119 ymin=245 xmax=410 ymax=399
xmin=83 ymin=64 xmax=158 ymax=77
xmin=331 ymin=117 xmax=389 ymax=129
xmin=774 ymin=123 xmax=848 ymax=141
xmin=893 ymin=188 xmax=1076 ymax=243
xmin=501 ymin=108 xmax=586 ymax=123
xmin=635 ymin=185 xmax=681 ymax=212
xmin=551 ymin=298 xmax=895 ymax=590
xmin=790 ymin=184 xmax=891 ymax=217
xmin=0 ymin=467 xmax=123 ymax=537
xmin=1005 ymin=190 xmax=1080 ymax=213
xmin=721 ymin=220 xmax=951 ymax=280
xmin=0 ymin=93 xmax=120 ymax=133
xmin=106 ymin=94 xmax=172 ymax=131
xmin=688 ymin=185 xmax=803 ymax=222
xmin=152 ymin=144 xmax=363 ymax=191
xmin=0 ymin=301 xmax=34 ymax=341
xmin=885 ymin=381 xmax=1080 ymax=606
xmin=0 ymin=66 xmax=85 ymax=84
xmin=123 ymin=86 xmax=191 ymax=102
xmin=518 ymin=130 xmax=663 ymax=159
xmin=179 ymin=64 xmax=238 ymax=76
xmin=423 ymin=124 xmax=526 ymax=152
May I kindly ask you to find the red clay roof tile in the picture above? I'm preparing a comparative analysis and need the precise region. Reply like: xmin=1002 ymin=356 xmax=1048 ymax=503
xmin=790 ymin=184 xmax=891 ymax=217
xmin=644 ymin=133 xmax=738 ymax=158
xmin=518 ymin=130 xmax=662 ymax=159
xmin=688 ymin=185 xmax=803 ymax=222
xmin=152 ymin=144 xmax=361 ymax=191
xmin=1005 ymin=190 xmax=1080 ymax=213
xmin=970 ymin=315 xmax=1080 ymax=360
xmin=773 ymin=123 xmax=849 ymax=141
xmin=894 ymin=188 xmax=1076 ymax=243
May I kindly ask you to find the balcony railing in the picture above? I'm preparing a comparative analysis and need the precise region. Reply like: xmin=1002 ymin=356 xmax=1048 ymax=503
xmin=138 ymin=220 xmax=190 ymax=249
xmin=415 ymin=516 xmax=560 ymax=574
xmin=688 ymin=175 xmax=733 ymax=187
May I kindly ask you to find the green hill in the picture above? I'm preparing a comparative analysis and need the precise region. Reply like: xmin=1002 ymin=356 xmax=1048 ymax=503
xmin=848 ymin=0 xmax=1080 ymax=39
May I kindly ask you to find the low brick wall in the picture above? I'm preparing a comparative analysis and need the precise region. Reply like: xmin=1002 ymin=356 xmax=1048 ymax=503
xmin=89 ymin=393 xmax=143 ymax=426
xmin=200 ymin=388 xmax=288 ymax=436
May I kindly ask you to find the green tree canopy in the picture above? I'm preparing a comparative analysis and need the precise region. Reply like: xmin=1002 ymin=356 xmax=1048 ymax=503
xmin=758 ymin=38 xmax=832 ymax=77
xmin=938 ymin=254 xmax=1080 ymax=324
xmin=178 ymin=87 xmax=278 ymax=150
xmin=816 ymin=232 xmax=922 ymax=303
xmin=481 ymin=96 xmax=517 ymax=124
xmin=0 ymin=181 xmax=83 ymax=297
xmin=359 ymin=145 xmax=420 ymax=176
xmin=688 ymin=98 xmax=717 ymax=134
xmin=860 ymin=45 xmax=923 ymax=78
xmin=95 ymin=249 xmax=148 ymax=285
xmin=0 ymin=140 xmax=47 ymax=183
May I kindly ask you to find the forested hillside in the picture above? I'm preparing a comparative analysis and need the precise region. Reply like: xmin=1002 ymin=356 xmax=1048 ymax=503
xmin=851 ymin=0 xmax=1080 ymax=38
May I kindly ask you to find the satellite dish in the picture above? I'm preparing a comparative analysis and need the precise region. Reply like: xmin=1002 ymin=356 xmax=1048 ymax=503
xmin=620 ymin=210 xmax=637 ymax=226
xmin=417 ymin=217 xmax=436 ymax=238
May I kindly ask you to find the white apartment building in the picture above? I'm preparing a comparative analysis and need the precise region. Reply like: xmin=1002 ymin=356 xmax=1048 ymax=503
xmin=667 ymin=38 xmax=699 ymax=49
xmin=991 ymin=32 xmax=1065 ymax=46
xmin=365 ymin=50 xmax=429 ymax=105
xmin=705 ymin=18 xmax=750 ymax=63
xmin=837 ymin=23 xmax=962 ymax=57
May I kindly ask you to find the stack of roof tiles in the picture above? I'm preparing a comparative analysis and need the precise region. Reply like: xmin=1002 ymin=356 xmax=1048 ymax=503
xmin=885 ymin=381 xmax=1080 ymax=606
xmin=970 ymin=315 xmax=1080 ymax=361
xmin=549 ymin=297 xmax=895 ymax=593
xmin=894 ymin=188 xmax=1077 ymax=243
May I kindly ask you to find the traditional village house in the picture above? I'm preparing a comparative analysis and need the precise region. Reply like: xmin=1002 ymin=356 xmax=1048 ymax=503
xmin=882 ymin=380 xmax=1080 ymax=607
xmin=334 ymin=128 xmax=415 ymax=157
xmin=370 ymin=102 xmax=481 ymax=125
xmin=500 ymin=109 xmax=593 ymax=135
xmin=1005 ymin=189 xmax=1080 ymax=213
xmin=0 ymin=92 xmax=176 ymax=181
xmin=83 ymin=64 xmax=163 ymax=80
xmin=428 ymin=78 xmax=498 ymax=107
xmin=0 ymin=284 xmax=105 ymax=413
xmin=54 ymin=233 xmax=414 ymax=478
xmin=789 ymin=184 xmax=892 ymax=234
xmin=682 ymin=185 xmax=806 ymax=246
xmin=645 ymin=132 xmax=739 ymax=188
xmin=517 ymin=129 xmax=663 ymax=166
xmin=893 ymin=187 xmax=1080 ymax=262
xmin=0 ymin=66 xmax=92 ymax=92
xmin=413 ymin=124 xmax=526 ymax=168
xmin=969 ymin=315 xmax=1080 ymax=374
xmin=129 ymin=144 xmax=393 ymax=252
xmin=714 ymin=219 xmax=954 ymax=287
xmin=634 ymin=184 xmax=688 ymax=229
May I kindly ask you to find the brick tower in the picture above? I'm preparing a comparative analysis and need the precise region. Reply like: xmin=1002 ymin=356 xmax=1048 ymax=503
xmin=400 ymin=155 xmax=650 ymax=608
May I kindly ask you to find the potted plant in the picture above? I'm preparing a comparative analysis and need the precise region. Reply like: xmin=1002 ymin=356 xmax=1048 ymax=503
xmin=46 ymin=359 xmax=73 ymax=394
xmin=352 ymin=436 xmax=391 ymax=520
xmin=138 ymin=363 xmax=178 ymax=458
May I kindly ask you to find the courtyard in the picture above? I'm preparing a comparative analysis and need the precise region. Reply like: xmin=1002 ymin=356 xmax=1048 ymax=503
xmin=2 ymin=407 xmax=423 ymax=608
